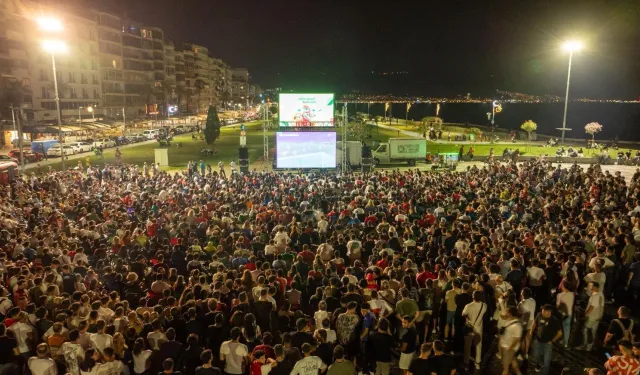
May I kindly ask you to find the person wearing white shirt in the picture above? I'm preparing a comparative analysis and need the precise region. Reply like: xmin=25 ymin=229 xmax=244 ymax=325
xmin=580 ymin=281 xmax=605 ymax=352
xmin=220 ymin=328 xmax=248 ymax=375
xmin=61 ymin=330 xmax=85 ymax=375
xmin=518 ymin=288 xmax=536 ymax=357
xmin=556 ymin=281 xmax=575 ymax=347
xmin=290 ymin=343 xmax=327 ymax=375
xmin=317 ymin=218 xmax=329 ymax=234
xmin=8 ymin=312 xmax=34 ymax=356
xmin=89 ymin=320 xmax=113 ymax=354
xmin=584 ymin=263 xmax=606 ymax=294
xmin=95 ymin=347 xmax=123 ymax=375
xmin=28 ymin=343 xmax=58 ymax=375
xmin=588 ymin=252 xmax=615 ymax=271
xmin=498 ymin=307 xmax=523 ymax=375
xmin=462 ymin=291 xmax=486 ymax=369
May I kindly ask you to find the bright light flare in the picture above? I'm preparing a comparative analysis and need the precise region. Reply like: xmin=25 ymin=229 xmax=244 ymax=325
xmin=36 ymin=16 xmax=64 ymax=32
xmin=562 ymin=40 xmax=583 ymax=52
xmin=42 ymin=40 xmax=67 ymax=53
xmin=87 ymin=106 xmax=94 ymax=113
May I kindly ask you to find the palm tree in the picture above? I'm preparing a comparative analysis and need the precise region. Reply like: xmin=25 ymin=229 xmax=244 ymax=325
xmin=194 ymin=79 xmax=206 ymax=114
xmin=159 ymin=80 xmax=174 ymax=115
xmin=0 ymin=78 xmax=29 ymax=121
xmin=220 ymin=90 xmax=231 ymax=110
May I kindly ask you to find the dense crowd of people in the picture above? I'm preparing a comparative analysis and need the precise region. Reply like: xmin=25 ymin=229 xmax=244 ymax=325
xmin=1 ymin=158 xmax=640 ymax=375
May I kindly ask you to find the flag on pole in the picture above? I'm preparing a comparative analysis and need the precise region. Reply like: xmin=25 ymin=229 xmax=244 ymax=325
xmin=436 ymin=103 xmax=441 ymax=117
xmin=406 ymin=102 xmax=412 ymax=112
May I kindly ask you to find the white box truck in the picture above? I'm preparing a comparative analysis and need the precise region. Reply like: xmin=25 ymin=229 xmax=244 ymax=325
xmin=372 ymin=138 xmax=426 ymax=166
xmin=337 ymin=141 xmax=363 ymax=167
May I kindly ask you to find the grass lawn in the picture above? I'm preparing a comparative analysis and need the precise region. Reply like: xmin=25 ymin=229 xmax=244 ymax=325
xmin=38 ymin=121 xmax=637 ymax=171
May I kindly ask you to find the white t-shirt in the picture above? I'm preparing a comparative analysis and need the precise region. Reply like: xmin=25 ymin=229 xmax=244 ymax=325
xmin=89 ymin=333 xmax=113 ymax=354
xmin=587 ymin=291 xmax=605 ymax=321
xmin=556 ymin=291 xmax=575 ymax=317
xmin=518 ymin=298 xmax=536 ymax=329
xmin=462 ymin=301 xmax=486 ymax=335
xmin=526 ymin=267 xmax=546 ymax=286
xmin=314 ymin=311 xmax=329 ymax=328
xmin=290 ymin=356 xmax=327 ymax=375
xmin=61 ymin=342 xmax=84 ymax=375
xmin=584 ymin=272 xmax=606 ymax=289
xmin=499 ymin=319 xmax=523 ymax=350
xmin=133 ymin=350 xmax=153 ymax=374
xmin=28 ymin=357 xmax=58 ymax=375
xmin=220 ymin=340 xmax=248 ymax=375
xmin=95 ymin=360 xmax=124 ymax=375
xmin=9 ymin=321 xmax=34 ymax=353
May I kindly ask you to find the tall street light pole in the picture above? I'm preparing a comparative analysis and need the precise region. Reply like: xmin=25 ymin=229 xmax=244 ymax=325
xmin=560 ymin=40 xmax=583 ymax=144
xmin=44 ymin=43 xmax=67 ymax=170
xmin=38 ymin=17 xmax=67 ymax=170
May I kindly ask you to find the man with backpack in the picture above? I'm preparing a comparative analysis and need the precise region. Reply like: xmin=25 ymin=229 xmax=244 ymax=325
xmin=604 ymin=306 xmax=636 ymax=350
xmin=498 ymin=306 xmax=523 ymax=375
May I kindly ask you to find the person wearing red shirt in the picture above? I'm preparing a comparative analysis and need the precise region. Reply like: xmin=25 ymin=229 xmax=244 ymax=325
xmin=252 ymin=333 xmax=275 ymax=359
xmin=298 ymin=245 xmax=315 ymax=265
xmin=250 ymin=350 xmax=276 ymax=375
xmin=605 ymin=339 xmax=640 ymax=375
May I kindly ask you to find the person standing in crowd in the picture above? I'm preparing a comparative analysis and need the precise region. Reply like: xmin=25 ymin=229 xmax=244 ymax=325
xmin=327 ymin=345 xmax=355 ymax=375
xmin=290 ymin=343 xmax=327 ymax=375
xmin=605 ymin=339 xmax=640 ymax=375
xmin=399 ymin=315 xmax=418 ymax=375
xmin=220 ymin=327 xmax=248 ymax=375
xmin=462 ymin=290 xmax=486 ymax=370
xmin=603 ymin=306 xmax=636 ymax=350
xmin=28 ymin=343 xmax=58 ymax=375
xmin=556 ymin=280 xmax=575 ymax=348
xmin=579 ymin=281 xmax=605 ymax=352
xmin=368 ymin=318 xmax=395 ymax=375
xmin=529 ymin=304 xmax=562 ymax=375
xmin=499 ymin=307 xmax=523 ymax=375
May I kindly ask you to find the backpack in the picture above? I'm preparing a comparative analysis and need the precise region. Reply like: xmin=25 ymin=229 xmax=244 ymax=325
xmin=614 ymin=319 xmax=635 ymax=341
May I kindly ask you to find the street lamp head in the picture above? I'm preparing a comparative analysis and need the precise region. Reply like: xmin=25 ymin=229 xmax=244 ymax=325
xmin=87 ymin=106 xmax=93 ymax=112
xmin=36 ymin=16 xmax=64 ymax=32
xmin=42 ymin=40 xmax=67 ymax=54
xmin=562 ymin=40 xmax=583 ymax=52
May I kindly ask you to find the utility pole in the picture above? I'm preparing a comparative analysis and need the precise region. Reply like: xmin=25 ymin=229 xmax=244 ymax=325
xmin=10 ymin=106 xmax=25 ymax=171
xmin=341 ymin=104 xmax=348 ymax=175
xmin=263 ymin=105 xmax=269 ymax=167
xmin=122 ymin=107 xmax=127 ymax=135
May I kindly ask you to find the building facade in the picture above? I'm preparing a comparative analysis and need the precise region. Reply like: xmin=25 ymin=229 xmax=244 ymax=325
xmin=0 ymin=0 xmax=249 ymax=125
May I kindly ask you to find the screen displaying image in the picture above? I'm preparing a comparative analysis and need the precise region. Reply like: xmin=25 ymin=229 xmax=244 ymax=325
xmin=276 ymin=132 xmax=336 ymax=168
xmin=279 ymin=93 xmax=334 ymax=127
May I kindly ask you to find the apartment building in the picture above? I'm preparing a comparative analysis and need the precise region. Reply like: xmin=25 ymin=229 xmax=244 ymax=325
xmin=231 ymin=68 xmax=249 ymax=107
xmin=0 ymin=0 xmax=249 ymax=126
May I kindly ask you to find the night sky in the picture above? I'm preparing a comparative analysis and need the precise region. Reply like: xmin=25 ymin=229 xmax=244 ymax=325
xmin=89 ymin=0 xmax=640 ymax=98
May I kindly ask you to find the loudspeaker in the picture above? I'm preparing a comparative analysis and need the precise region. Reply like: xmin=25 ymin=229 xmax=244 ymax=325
xmin=239 ymin=147 xmax=249 ymax=173
xmin=362 ymin=157 xmax=373 ymax=172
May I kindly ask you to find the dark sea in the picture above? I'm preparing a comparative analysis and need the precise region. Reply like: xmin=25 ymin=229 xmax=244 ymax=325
xmin=348 ymin=102 xmax=640 ymax=142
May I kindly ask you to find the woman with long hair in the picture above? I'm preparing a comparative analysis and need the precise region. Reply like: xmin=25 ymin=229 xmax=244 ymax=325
xmin=132 ymin=337 xmax=153 ymax=375
xmin=241 ymin=313 xmax=262 ymax=351
xmin=80 ymin=349 xmax=100 ymax=375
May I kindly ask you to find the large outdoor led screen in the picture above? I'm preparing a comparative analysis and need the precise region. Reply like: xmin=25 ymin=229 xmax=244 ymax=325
xmin=276 ymin=132 xmax=336 ymax=168
xmin=279 ymin=93 xmax=334 ymax=127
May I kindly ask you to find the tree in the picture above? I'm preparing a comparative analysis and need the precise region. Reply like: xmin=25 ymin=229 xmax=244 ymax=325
xmin=159 ymin=80 xmax=174 ymax=115
xmin=0 ymin=78 xmax=29 ymax=122
xmin=220 ymin=91 xmax=231 ymax=110
xmin=419 ymin=116 xmax=443 ymax=136
xmin=269 ymin=106 xmax=278 ymax=115
xmin=585 ymin=122 xmax=603 ymax=142
xmin=349 ymin=120 xmax=371 ymax=142
xmin=194 ymin=79 xmax=206 ymax=114
xmin=520 ymin=120 xmax=537 ymax=141
xmin=204 ymin=105 xmax=221 ymax=145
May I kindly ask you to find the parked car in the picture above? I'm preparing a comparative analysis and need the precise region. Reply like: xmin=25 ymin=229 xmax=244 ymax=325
xmin=47 ymin=144 xmax=76 ymax=157
xmin=0 ymin=154 xmax=18 ymax=164
xmin=69 ymin=141 xmax=93 ymax=153
xmin=93 ymin=138 xmax=116 ymax=148
xmin=126 ymin=134 xmax=145 ymax=143
xmin=8 ymin=150 xmax=43 ymax=163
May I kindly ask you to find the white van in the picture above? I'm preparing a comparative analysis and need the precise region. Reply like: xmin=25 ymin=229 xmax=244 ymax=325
xmin=143 ymin=129 xmax=160 ymax=139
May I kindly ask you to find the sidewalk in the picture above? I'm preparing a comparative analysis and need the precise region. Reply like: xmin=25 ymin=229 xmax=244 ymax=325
xmin=16 ymin=139 xmax=158 ymax=171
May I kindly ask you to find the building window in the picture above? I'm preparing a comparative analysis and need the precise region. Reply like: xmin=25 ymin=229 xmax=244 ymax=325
xmin=93 ymin=88 xmax=99 ymax=98
xmin=82 ymin=88 xmax=88 ymax=98
xmin=41 ymin=87 xmax=48 ymax=98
